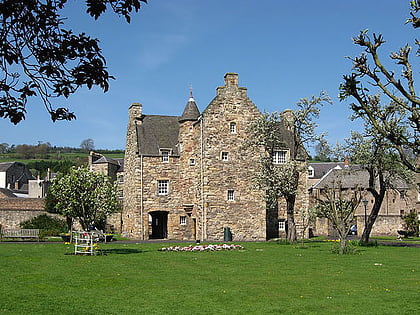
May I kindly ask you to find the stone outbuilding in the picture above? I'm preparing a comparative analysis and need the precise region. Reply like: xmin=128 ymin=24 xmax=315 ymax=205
xmin=121 ymin=73 xmax=307 ymax=241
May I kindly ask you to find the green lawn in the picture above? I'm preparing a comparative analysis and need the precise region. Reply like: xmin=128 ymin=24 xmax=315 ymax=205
xmin=0 ymin=242 xmax=418 ymax=314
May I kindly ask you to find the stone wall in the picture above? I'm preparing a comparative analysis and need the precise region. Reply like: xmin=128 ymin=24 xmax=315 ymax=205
xmin=0 ymin=198 xmax=46 ymax=229
xmin=200 ymin=73 xmax=266 ymax=241
xmin=121 ymin=73 xmax=308 ymax=241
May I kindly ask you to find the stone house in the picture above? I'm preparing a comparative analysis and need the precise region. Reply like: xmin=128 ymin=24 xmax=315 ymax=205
xmin=0 ymin=162 xmax=33 ymax=193
xmin=121 ymin=73 xmax=308 ymax=241
xmin=309 ymin=163 xmax=419 ymax=236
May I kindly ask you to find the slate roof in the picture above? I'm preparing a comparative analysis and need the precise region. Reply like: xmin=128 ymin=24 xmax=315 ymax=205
xmin=312 ymin=167 xmax=409 ymax=190
xmin=93 ymin=156 xmax=124 ymax=172
xmin=309 ymin=162 xmax=349 ymax=179
xmin=0 ymin=188 xmax=17 ymax=198
xmin=179 ymin=97 xmax=200 ymax=122
xmin=137 ymin=115 xmax=180 ymax=156
xmin=0 ymin=162 xmax=14 ymax=172
xmin=93 ymin=156 xmax=120 ymax=165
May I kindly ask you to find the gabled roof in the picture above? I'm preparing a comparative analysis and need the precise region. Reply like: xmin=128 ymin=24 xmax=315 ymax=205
xmin=137 ymin=115 xmax=180 ymax=156
xmin=309 ymin=162 xmax=349 ymax=179
xmin=0 ymin=162 xmax=15 ymax=172
xmin=93 ymin=156 xmax=120 ymax=166
xmin=311 ymin=167 xmax=410 ymax=190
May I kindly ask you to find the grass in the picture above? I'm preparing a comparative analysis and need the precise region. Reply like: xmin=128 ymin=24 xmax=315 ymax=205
xmin=0 ymin=241 xmax=418 ymax=314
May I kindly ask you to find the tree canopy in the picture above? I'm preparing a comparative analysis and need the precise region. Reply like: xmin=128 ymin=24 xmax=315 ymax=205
xmin=340 ymin=2 xmax=419 ymax=172
xmin=244 ymin=92 xmax=331 ymax=242
xmin=45 ymin=166 xmax=120 ymax=231
xmin=0 ymin=0 xmax=147 ymax=124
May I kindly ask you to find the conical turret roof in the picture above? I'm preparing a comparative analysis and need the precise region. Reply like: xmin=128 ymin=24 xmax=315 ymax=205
xmin=179 ymin=90 xmax=200 ymax=122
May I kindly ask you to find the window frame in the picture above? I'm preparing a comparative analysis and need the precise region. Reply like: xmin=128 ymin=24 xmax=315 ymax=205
xmin=221 ymin=151 xmax=229 ymax=161
xmin=157 ymin=180 xmax=169 ymax=196
xmin=273 ymin=150 xmax=288 ymax=165
xmin=229 ymin=122 xmax=237 ymax=134
xmin=161 ymin=150 xmax=170 ymax=163
xmin=278 ymin=220 xmax=286 ymax=231
xmin=227 ymin=189 xmax=235 ymax=201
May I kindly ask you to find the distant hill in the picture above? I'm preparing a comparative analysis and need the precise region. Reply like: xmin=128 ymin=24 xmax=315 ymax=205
xmin=0 ymin=144 xmax=124 ymax=177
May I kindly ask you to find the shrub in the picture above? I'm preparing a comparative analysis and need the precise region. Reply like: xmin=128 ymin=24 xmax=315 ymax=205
xmin=19 ymin=214 xmax=67 ymax=236
xmin=401 ymin=212 xmax=419 ymax=237
xmin=330 ymin=241 xmax=360 ymax=255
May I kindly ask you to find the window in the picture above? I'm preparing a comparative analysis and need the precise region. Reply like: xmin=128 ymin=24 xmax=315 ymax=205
xmin=308 ymin=166 xmax=314 ymax=178
xmin=118 ymin=190 xmax=124 ymax=199
xmin=180 ymin=216 xmax=187 ymax=226
xmin=278 ymin=220 xmax=286 ymax=231
xmin=189 ymin=158 xmax=195 ymax=166
xmin=229 ymin=122 xmax=236 ymax=134
xmin=157 ymin=180 xmax=169 ymax=195
xmin=117 ymin=174 xmax=124 ymax=183
xmin=221 ymin=152 xmax=229 ymax=161
xmin=227 ymin=190 xmax=235 ymax=201
xmin=161 ymin=150 xmax=169 ymax=163
xmin=273 ymin=150 xmax=287 ymax=164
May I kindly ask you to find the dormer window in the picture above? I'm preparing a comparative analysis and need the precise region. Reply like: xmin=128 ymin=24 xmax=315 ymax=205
xmin=229 ymin=122 xmax=237 ymax=134
xmin=273 ymin=150 xmax=288 ymax=164
xmin=160 ymin=149 xmax=170 ymax=163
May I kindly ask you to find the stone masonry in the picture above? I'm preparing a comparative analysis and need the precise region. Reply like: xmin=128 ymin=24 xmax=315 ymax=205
xmin=122 ymin=73 xmax=307 ymax=241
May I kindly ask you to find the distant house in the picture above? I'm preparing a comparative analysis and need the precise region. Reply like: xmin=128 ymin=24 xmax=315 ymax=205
xmin=309 ymin=163 xmax=419 ymax=237
xmin=0 ymin=162 xmax=33 ymax=193
xmin=89 ymin=152 xmax=124 ymax=183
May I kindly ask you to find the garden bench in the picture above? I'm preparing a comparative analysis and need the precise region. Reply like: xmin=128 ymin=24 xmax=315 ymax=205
xmin=0 ymin=228 xmax=40 ymax=241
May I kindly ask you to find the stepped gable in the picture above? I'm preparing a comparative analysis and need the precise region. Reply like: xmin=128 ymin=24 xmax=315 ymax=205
xmin=137 ymin=115 xmax=180 ymax=156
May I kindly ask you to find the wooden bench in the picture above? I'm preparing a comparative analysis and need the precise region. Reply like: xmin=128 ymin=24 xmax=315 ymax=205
xmin=0 ymin=229 xmax=40 ymax=241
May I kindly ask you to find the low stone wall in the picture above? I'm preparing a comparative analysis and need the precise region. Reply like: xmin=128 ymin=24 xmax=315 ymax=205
xmin=0 ymin=198 xmax=47 ymax=229
xmin=356 ymin=215 xmax=404 ymax=237
xmin=314 ymin=215 xmax=404 ymax=238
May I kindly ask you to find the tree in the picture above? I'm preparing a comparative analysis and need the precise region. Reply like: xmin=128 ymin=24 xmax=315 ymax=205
xmin=45 ymin=166 xmax=120 ymax=231
xmin=245 ymin=92 xmax=331 ymax=243
xmin=401 ymin=211 xmax=420 ymax=236
xmin=0 ymin=0 xmax=147 ymax=124
xmin=0 ymin=143 xmax=9 ymax=154
xmin=314 ymin=138 xmax=332 ymax=162
xmin=315 ymin=183 xmax=362 ymax=255
xmin=345 ymin=130 xmax=413 ymax=243
xmin=80 ymin=138 xmax=95 ymax=151
xmin=340 ymin=3 xmax=419 ymax=173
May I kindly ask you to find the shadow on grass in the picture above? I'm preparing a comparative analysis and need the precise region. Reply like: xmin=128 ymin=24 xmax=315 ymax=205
xmin=101 ymin=248 xmax=146 ymax=255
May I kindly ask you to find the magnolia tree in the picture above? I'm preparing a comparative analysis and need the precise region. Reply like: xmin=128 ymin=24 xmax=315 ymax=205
xmin=45 ymin=166 xmax=120 ymax=231
xmin=315 ymin=185 xmax=362 ymax=254
xmin=340 ymin=1 xmax=420 ymax=173
xmin=244 ymin=92 xmax=331 ymax=243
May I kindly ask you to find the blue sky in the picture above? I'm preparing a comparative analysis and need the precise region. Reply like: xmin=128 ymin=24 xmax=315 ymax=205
xmin=1 ymin=0 xmax=416 ymax=151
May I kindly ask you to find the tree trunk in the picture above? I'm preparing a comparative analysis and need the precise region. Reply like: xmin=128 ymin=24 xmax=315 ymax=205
xmin=361 ymin=171 xmax=386 ymax=243
xmin=286 ymin=195 xmax=297 ymax=243
xmin=339 ymin=238 xmax=346 ymax=255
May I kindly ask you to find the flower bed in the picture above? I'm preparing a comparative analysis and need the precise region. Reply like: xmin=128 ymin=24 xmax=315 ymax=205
xmin=159 ymin=244 xmax=244 ymax=252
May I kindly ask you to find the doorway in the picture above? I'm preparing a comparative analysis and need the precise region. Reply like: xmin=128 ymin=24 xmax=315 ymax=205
xmin=149 ymin=211 xmax=168 ymax=239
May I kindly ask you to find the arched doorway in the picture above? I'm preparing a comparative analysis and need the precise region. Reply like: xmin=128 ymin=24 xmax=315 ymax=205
xmin=149 ymin=211 xmax=168 ymax=239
